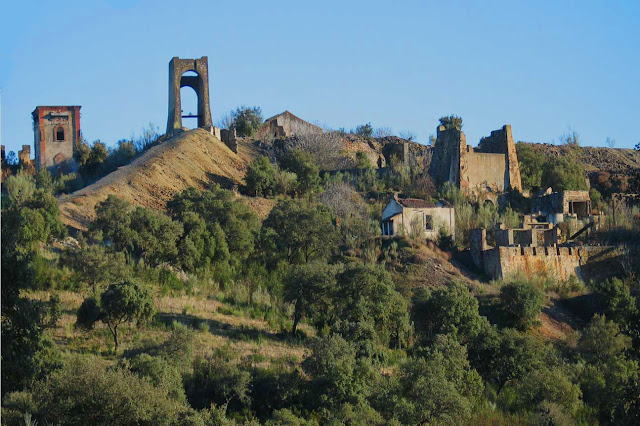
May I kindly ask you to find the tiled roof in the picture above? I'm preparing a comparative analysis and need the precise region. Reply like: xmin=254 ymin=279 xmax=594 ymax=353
xmin=397 ymin=198 xmax=437 ymax=208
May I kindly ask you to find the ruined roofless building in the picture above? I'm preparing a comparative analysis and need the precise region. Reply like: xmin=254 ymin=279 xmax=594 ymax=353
xmin=429 ymin=123 xmax=522 ymax=194
xmin=166 ymin=57 xmax=213 ymax=135
xmin=32 ymin=106 xmax=81 ymax=172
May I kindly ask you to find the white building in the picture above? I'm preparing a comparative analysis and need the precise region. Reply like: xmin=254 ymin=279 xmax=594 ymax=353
xmin=381 ymin=195 xmax=455 ymax=240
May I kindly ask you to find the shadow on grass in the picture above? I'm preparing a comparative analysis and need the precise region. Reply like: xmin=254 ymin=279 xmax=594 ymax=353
xmin=154 ymin=312 xmax=299 ymax=345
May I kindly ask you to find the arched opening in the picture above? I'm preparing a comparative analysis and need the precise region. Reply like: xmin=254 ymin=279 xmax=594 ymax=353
xmin=54 ymin=126 xmax=65 ymax=141
xmin=180 ymin=86 xmax=199 ymax=129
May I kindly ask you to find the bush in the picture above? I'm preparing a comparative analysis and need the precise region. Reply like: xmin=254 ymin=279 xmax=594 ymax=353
xmin=246 ymin=156 xmax=277 ymax=197
xmin=2 ymin=355 xmax=194 ymax=426
xmin=230 ymin=106 xmax=263 ymax=137
xmin=500 ymin=280 xmax=544 ymax=330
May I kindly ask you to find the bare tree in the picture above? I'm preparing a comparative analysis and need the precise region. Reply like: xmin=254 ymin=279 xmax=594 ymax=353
xmin=134 ymin=122 xmax=161 ymax=152
xmin=399 ymin=130 xmax=417 ymax=141
xmin=605 ymin=137 xmax=616 ymax=148
xmin=290 ymin=130 xmax=351 ymax=170
xmin=318 ymin=182 xmax=368 ymax=219
xmin=373 ymin=127 xmax=393 ymax=138
xmin=216 ymin=111 xmax=234 ymax=130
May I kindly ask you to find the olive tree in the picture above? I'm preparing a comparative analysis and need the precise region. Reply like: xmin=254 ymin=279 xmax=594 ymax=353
xmin=76 ymin=280 xmax=155 ymax=351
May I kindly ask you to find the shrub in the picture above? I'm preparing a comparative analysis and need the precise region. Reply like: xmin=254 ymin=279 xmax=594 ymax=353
xmin=246 ymin=155 xmax=277 ymax=197
xmin=500 ymin=280 xmax=544 ymax=330
xmin=230 ymin=106 xmax=263 ymax=137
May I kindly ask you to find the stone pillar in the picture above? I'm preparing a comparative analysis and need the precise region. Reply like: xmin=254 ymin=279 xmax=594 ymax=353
xmin=470 ymin=228 xmax=486 ymax=269
xmin=167 ymin=57 xmax=213 ymax=135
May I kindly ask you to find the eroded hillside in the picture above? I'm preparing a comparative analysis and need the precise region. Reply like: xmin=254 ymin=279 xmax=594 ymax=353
xmin=58 ymin=128 xmax=274 ymax=230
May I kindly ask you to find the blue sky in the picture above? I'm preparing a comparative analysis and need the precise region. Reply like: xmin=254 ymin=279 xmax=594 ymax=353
xmin=1 ymin=0 xmax=639 ymax=154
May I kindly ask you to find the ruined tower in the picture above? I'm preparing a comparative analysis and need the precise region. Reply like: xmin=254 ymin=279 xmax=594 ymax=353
xmin=32 ymin=106 xmax=81 ymax=172
xmin=430 ymin=123 xmax=522 ymax=195
xmin=166 ymin=57 xmax=213 ymax=135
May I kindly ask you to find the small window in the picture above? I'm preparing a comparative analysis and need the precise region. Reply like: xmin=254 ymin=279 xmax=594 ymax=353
xmin=424 ymin=214 xmax=433 ymax=231
xmin=55 ymin=126 xmax=65 ymax=141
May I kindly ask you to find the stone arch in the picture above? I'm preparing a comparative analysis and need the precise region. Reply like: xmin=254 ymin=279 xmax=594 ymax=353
xmin=166 ymin=57 xmax=212 ymax=135
xmin=53 ymin=152 xmax=66 ymax=165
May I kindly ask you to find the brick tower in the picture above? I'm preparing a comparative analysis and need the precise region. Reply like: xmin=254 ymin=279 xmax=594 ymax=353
xmin=32 ymin=106 xmax=81 ymax=172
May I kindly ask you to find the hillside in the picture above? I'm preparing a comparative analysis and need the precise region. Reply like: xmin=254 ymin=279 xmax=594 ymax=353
xmin=524 ymin=142 xmax=640 ymax=175
xmin=58 ymin=128 xmax=274 ymax=230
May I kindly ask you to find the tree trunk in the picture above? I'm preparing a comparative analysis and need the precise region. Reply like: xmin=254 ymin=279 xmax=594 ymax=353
xmin=110 ymin=324 xmax=119 ymax=352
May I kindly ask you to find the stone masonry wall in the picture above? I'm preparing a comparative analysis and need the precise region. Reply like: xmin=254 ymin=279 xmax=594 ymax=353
xmin=476 ymin=125 xmax=522 ymax=191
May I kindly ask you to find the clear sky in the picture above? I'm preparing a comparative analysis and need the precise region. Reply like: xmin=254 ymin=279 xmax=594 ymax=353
xmin=1 ymin=0 xmax=639 ymax=154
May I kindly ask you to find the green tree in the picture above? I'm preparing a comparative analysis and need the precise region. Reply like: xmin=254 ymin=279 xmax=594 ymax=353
xmin=515 ymin=143 xmax=545 ymax=190
xmin=186 ymin=347 xmax=252 ymax=413
xmin=64 ymin=244 xmax=129 ymax=293
xmin=76 ymin=280 xmax=155 ymax=351
xmin=231 ymin=105 xmax=263 ymax=137
xmin=246 ymin=155 xmax=277 ymax=197
xmin=372 ymin=336 xmax=483 ymax=425
xmin=127 ymin=354 xmax=186 ymax=402
xmin=283 ymin=262 xmax=335 ymax=334
xmin=412 ymin=282 xmax=486 ymax=346
xmin=355 ymin=151 xmax=372 ymax=169
xmin=334 ymin=264 xmax=411 ymax=352
xmin=2 ymin=355 xmax=195 ymax=426
xmin=261 ymin=199 xmax=337 ymax=266
xmin=1 ymin=176 xmax=66 ymax=395
xmin=578 ymin=314 xmax=639 ymax=423
xmin=92 ymin=195 xmax=135 ymax=252
xmin=439 ymin=115 xmax=463 ymax=130
xmin=542 ymin=154 xmax=587 ymax=191
xmin=279 ymin=149 xmax=321 ymax=195
xmin=167 ymin=186 xmax=259 ymax=262
xmin=130 ymin=207 xmax=182 ymax=266
xmin=354 ymin=123 xmax=373 ymax=138
xmin=500 ymin=280 xmax=544 ymax=330
xmin=302 ymin=335 xmax=377 ymax=409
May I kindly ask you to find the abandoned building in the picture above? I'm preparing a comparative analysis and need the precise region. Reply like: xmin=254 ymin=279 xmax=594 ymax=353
xmin=381 ymin=195 xmax=455 ymax=240
xmin=262 ymin=111 xmax=323 ymax=138
xmin=166 ymin=57 xmax=213 ymax=135
xmin=32 ymin=106 xmax=81 ymax=172
xmin=429 ymin=124 xmax=522 ymax=196
xmin=532 ymin=189 xmax=592 ymax=224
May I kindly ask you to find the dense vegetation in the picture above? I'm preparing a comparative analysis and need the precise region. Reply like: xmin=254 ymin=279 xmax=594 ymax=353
xmin=2 ymin=121 xmax=640 ymax=425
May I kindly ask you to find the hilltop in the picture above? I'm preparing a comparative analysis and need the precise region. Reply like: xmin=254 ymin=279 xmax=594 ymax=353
xmin=58 ymin=128 xmax=275 ymax=230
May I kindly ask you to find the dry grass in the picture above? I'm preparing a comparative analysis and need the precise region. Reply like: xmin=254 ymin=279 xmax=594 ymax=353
xmin=28 ymin=290 xmax=309 ymax=367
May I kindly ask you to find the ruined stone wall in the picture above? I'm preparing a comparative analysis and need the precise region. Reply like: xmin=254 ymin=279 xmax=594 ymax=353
xmin=430 ymin=126 xmax=466 ymax=188
xmin=466 ymin=152 xmax=506 ymax=191
xmin=476 ymin=125 xmax=522 ymax=191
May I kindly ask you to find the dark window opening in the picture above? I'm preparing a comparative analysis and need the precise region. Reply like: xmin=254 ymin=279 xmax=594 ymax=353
xmin=55 ymin=126 xmax=65 ymax=141
xmin=425 ymin=214 xmax=433 ymax=230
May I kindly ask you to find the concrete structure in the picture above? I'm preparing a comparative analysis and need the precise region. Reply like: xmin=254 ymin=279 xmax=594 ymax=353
xmin=166 ymin=57 xmax=213 ymax=135
xmin=32 ymin=106 xmax=81 ymax=172
xmin=532 ymin=189 xmax=591 ymax=224
xmin=430 ymin=124 xmax=522 ymax=196
xmin=381 ymin=195 xmax=455 ymax=240
xmin=262 ymin=111 xmax=322 ymax=138
xmin=470 ymin=228 xmax=618 ymax=282
xmin=220 ymin=127 xmax=238 ymax=153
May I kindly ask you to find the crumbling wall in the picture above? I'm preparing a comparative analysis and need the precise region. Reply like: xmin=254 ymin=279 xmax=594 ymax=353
xmin=466 ymin=152 xmax=506 ymax=191
xmin=430 ymin=126 xmax=466 ymax=188
xmin=476 ymin=125 xmax=522 ymax=191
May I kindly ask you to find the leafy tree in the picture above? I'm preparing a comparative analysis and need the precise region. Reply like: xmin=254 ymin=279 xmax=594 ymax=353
xmin=541 ymin=154 xmax=587 ymax=191
xmin=186 ymin=347 xmax=252 ymax=413
xmin=302 ymin=335 xmax=377 ymax=409
xmin=498 ymin=366 xmax=582 ymax=417
xmin=2 ymin=355 xmax=195 ymax=425
xmin=500 ymin=280 xmax=544 ymax=330
xmin=127 ymin=354 xmax=186 ymax=402
xmin=230 ymin=105 xmax=263 ymax=137
xmin=439 ymin=115 xmax=463 ymax=130
xmin=279 ymin=149 xmax=321 ymax=195
xmin=578 ymin=314 xmax=639 ymax=423
xmin=76 ymin=280 xmax=155 ymax=351
xmin=283 ymin=262 xmax=335 ymax=334
xmin=129 ymin=207 xmax=182 ymax=266
xmin=92 ymin=195 xmax=135 ymax=252
xmin=261 ymin=199 xmax=337 ymax=266
xmin=592 ymin=278 xmax=639 ymax=350
xmin=64 ymin=244 xmax=129 ymax=293
xmin=246 ymin=155 xmax=277 ymax=197
xmin=355 ymin=151 xmax=372 ymax=169
xmin=1 ymin=175 xmax=66 ymax=395
xmin=372 ymin=336 xmax=483 ymax=425
xmin=354 ymin=123 xmax=373 ymax=138
xmin=167 ymin=186 xmax=259 ymax=262
xmin=175 ymin=212 xmax=226 ymax=271
xmin=333 ymin=264 xmax=411 ymax=352
xmin=412 ymin=282 xmax=486 ymax=346
xmin=515 ymin=143 xmax=545 ymax=190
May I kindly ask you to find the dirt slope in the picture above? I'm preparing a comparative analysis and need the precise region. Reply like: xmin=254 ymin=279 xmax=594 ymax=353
xmin=58 ymin=128 xmax=272 ymax=230
xmin=525 ymin=142 xmax=640 ymax=174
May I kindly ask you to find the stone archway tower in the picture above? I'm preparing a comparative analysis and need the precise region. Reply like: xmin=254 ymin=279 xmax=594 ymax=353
xmin=166 ymin=56 xmax=213 ymax=135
